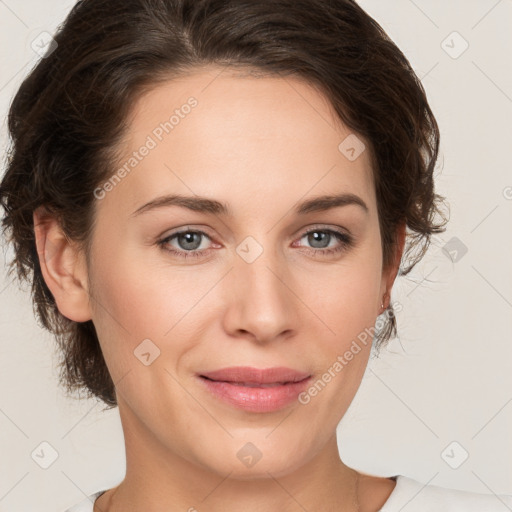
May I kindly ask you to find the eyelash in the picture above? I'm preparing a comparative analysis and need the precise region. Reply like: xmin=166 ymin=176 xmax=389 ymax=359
xmin=157 ymin=227 xmax=353 ymax=261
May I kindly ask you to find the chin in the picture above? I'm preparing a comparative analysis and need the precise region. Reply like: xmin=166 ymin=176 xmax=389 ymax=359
xmin=194 ymin=440 xmax=313 ymax=481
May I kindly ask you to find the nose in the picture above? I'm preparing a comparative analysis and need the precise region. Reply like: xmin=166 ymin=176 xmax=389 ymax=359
xmin=221 ymin=242 xmax=299 ymax=344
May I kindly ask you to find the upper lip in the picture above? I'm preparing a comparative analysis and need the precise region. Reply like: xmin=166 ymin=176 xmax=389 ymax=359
xmin=199 ymin=366 xmax=311 ymax=384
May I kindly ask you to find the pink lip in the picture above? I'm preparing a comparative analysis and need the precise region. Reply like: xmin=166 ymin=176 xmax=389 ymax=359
xmin=197 ymin=366 xmax=312 ymax=413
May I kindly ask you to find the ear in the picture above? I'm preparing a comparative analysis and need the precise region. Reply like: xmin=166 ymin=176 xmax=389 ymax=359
xmin=33 ymin=207 xmax=92 ymax=322
xmin=379 ymin=221 xmax=406 ymax=311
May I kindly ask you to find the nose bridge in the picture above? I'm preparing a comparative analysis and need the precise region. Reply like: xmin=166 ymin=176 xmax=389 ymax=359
xmin=237 ymin=232 xmax=288 ymax=306
xmin=225 ymin=232 xmax=296 ymax=341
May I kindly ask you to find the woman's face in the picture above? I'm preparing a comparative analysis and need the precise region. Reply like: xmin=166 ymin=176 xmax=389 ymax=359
xmin=84 ymin=66 xmax=398 ymax=478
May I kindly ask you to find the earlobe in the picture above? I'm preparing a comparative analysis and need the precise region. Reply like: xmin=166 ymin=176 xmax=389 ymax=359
xmin=33 ymin=207 xmax=92 ymax=322
xmin=380 ymin=221 xmax=407 ymax=312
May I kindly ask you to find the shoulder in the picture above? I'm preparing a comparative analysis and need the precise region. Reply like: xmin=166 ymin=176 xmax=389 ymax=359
xmin=380 ymin=475 xmax=512 ymax=512
xmin=63 ymin=490 xmax=107 ymax=512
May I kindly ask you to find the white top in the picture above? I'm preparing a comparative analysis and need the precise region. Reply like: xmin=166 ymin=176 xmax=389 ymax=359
xmin=65 ymin=475 xmax=512 ymax=511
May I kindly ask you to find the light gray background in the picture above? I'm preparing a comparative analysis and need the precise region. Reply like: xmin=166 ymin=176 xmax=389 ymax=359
xmin=0 ymin=1 xmax=511 ymax=511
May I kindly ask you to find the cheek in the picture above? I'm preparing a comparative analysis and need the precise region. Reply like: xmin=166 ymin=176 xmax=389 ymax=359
xmin=89 ymin=227 xmax=170 ymax=330
xmin=86 ymin=234 xmax=168 ymax=371
xmin=298 ymin=270 xmax=378 ymax=423
xmin=302 ymin=253 xmax=382 ymax=393
xmin=303 ymin=256 xmax=382 ymax=342
xmin=87 ymin=238 xmax=215 ymax=373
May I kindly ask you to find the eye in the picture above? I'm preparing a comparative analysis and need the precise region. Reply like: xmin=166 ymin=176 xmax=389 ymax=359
xmin=157 ymin=229 xmax=215 ymax=260
xmin=157 ymin=226 xmax=354 ymax=260
xmin=294 ymin=227 xmax=353 ymax=257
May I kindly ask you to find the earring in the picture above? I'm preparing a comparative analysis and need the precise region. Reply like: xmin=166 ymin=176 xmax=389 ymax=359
xmin=381 ymin=293 xmax=387 ymax=311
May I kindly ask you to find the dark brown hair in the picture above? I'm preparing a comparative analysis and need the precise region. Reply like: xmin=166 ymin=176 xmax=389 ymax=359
xmin=0 ymin=0 xmax=448 ymax=408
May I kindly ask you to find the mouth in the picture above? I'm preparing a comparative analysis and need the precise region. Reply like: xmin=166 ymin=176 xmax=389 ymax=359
xmin=196 ymin=366 xmax=312 ymax=413
xmin=198 ymin=365 xmax=311 ymax=385
xmin=200 ymin=377 xmax=300 ymax=388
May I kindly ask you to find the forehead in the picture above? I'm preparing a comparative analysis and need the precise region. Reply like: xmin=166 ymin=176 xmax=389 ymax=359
xmin=99 ymin=66 xmax=375 ymax=220
xmin=130 ymin=66 xmax=354 ymax=145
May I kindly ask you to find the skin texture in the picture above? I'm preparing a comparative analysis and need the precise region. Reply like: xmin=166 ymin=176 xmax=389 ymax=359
xmin=34 ymin=66 xmax=405 ymax=511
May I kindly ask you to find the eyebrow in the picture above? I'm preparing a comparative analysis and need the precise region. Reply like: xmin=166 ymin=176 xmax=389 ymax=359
xmin=131 ymin=192 xmax=369 ymax=218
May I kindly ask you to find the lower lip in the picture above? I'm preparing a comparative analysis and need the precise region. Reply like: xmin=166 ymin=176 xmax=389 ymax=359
xmin=197 ymin=376 xmax=311 ymax=413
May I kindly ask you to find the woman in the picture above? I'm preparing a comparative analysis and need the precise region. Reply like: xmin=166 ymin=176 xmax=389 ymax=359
xmin=1 ymin=0 xmax=510 ymax=510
